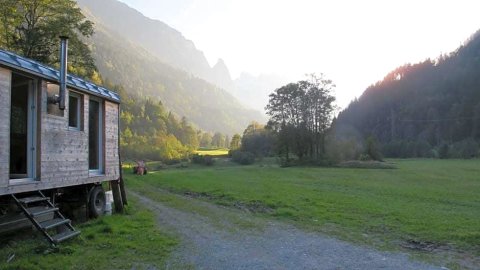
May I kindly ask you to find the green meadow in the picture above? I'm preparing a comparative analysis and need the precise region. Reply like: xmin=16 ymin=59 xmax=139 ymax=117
xmin=2 ymin=159 xmax=479 ymax=269
xmin=126 ymin=159 xmax=480 ymax=256
xmin=0 ymin=198 xmax=177 ymax=270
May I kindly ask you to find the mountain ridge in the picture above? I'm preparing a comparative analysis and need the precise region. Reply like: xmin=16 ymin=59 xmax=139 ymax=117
xmin=77 ymin=0 xmax=234 ymax=91
xmin=77 ymin=0 xmax=289 ymax=114
xmin=78 ymin=0 xmax=265 ymax=135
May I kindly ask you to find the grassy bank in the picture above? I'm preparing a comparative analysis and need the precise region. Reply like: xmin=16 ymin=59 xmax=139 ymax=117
xmin=125 ymin=159 xmax=480 ymax=257
xmin=0 ymin=197 xmax=177 ymax=270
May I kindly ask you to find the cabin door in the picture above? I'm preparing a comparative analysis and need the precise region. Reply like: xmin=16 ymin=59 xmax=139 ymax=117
xmin=9 ymin=74 xmax=37 ymax=182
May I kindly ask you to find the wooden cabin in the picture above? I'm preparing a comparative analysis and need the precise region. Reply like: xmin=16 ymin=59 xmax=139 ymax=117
xmin=0 ymin=40 xmax=125 ymax=244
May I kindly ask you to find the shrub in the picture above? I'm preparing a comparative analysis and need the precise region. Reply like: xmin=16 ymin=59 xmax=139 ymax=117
xmin=365 ymin=136 xmax=383 ymax=161
xmin=164 ymin=159 xmax=181 ymax=165
xmin=231 ymin=151 xmax=255 ymax=165
xmin=438 ymin=143 xmax=449 ymax=159
xmin=203 ymin=155 xmax=215 ymax=166
xmin=449 ymin=139 xmax=479 ymax=159
xmin=359 ymin=154 xmax=371 ymax=161
xmin=191 ymin=154 xmax=215 ymax=166
xmin=191 ymin=154 xmax=204 ymax=164
xmin=150 ymin=162 xmax=167 ymax=171
xmin=325 ymin=138 xmax=362 ymax=164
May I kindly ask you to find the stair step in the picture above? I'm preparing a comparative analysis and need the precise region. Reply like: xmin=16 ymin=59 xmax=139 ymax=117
xmin=11 ymin=192 xmax=80 ymax=245
xmin=52 ymin=230 xmax=81 ymax=243
xmin=25 ymin=206 xmax=49 ymax=216
xmin=40 ymin=218 xmax=71 ymax=230
xmin=28 ymin=207 xmax=59 ymax=217
xmin=18 ymin=196 xmax=49 ymax=205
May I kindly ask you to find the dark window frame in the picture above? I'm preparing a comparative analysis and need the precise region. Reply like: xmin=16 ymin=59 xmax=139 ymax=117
xmin=68 ymin=91 xmax=82 ymax=130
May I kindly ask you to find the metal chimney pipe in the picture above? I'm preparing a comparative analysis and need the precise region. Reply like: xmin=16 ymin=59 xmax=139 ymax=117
xmin=58 ymin=36 xmax=69 ymax=110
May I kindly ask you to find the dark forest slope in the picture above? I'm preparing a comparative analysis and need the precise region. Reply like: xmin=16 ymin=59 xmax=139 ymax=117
xmin=336 ymin=31 xmax=480 ymax=158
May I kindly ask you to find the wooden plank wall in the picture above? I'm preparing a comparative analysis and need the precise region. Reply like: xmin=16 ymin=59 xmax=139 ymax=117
xmin=0 ymin=67 xmax=11 ymax=188
xmin=105 ymin=101 xmax=120 ymax=178
xmin=40 ymin=84 xmax=120 ymax=186
xmin=1 ymin=77 xmax=120 ymax=195
xmin=40 ymin=82 xmax=90 ymax=185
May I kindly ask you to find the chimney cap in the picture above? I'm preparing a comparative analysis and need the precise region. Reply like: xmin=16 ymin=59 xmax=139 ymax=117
xmin=59 ymin=35 xmax=69 ymax=39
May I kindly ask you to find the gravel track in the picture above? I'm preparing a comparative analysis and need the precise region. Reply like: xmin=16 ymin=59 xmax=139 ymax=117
xmin=130 ymin=191 xmax=444 ymax=270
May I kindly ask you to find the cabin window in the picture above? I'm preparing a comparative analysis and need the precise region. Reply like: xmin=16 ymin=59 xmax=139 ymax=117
xmin=89 ymin=98 xmax=103 ymax=174
xmin=68 ymin=92 xmax=82 ymax=130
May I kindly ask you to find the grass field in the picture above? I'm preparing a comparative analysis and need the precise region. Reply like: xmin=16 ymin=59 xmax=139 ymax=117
xmin=125 ymin=159 xmax=480 ymax=259
xmin=0 ymin=198 xmax=177 ymax=270
xmin=3 ymin=159 xmax=477 ymax=268
xmin=194 ymin=148 xmax=229 ymax=156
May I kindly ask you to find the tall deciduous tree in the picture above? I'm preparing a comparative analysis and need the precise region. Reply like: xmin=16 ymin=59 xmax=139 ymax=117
xmin=224 ymin=135 xmax=230 ymax=149
xmin=211 ymin=132 xmax=225 ymax=148
xmin=0 ymin=0 xmax=97 ymax=78
xmin=230 ymin=134 xmax=241 ymax=150
xmin=240 ymin=122 xmax=274 ymax=158
xmin=266 ymin=74 xmax=336 ymax=162
xmin=200 ymin=133 xmax=213 ymax=148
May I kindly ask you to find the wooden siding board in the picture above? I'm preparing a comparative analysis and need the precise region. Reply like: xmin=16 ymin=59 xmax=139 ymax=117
xmin=1 ymin=79 xmax=120 ymax=196
xmin=40 ymin=86 xmax=89 ymax=184
xmin=0 ymin=67 xmax=11 ymax=188
xmin=104 ymin=101 xmax=120 ymax=178
xmin=39 ymin=87 xmax=120 ymax=184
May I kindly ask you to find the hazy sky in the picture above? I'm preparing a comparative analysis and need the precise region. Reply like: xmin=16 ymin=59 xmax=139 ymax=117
xmin=117 ymin=0 xmax=480 ymax=108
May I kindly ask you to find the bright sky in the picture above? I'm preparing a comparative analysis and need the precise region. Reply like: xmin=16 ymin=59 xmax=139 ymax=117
xmin=117 ymin=0 xmax=480 ymax=109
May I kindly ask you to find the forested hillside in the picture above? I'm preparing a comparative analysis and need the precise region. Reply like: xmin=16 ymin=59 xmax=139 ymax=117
xmin=336 ymin=31 xmax=480 ymax=158
xmin=79 ymin=0 xmax=264 ymax=135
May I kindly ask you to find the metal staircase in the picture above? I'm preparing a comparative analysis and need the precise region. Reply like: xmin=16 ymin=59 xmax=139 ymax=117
xmin=11 ymin=190 xmax=80 ymax=245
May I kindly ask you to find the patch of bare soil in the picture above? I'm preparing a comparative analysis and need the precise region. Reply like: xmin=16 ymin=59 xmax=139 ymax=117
xmin=183 ymin=191 xmax=274 ymax=213
xmin=400 ymin=239 xmax=480 ymax=269
xmin=401 ymin=239 xmax=446 ymax=252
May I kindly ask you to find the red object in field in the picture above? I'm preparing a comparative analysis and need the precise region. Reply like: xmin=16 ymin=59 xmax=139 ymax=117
xmin=133 ymin=160 xmax=146 ymax=175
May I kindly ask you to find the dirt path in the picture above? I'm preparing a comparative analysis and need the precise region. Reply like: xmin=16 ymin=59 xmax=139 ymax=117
xmin=130 ymin=191 xmax=444 ymax=270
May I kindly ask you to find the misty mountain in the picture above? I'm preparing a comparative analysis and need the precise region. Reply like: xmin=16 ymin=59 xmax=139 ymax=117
xmin=78 ymin=0 xmax=264 ymax=134
xmin=77 ymin=0 xmax=233 ymax=91
xmin=77 ymin=0 xmax=288 ymax=115
xmin=336 ymin=30 xmax=480 ymax=158
xmin=211 ymin=59 xmax=234 ymax=91
xmin=233 ymin=73 xmax=290 ymax=114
